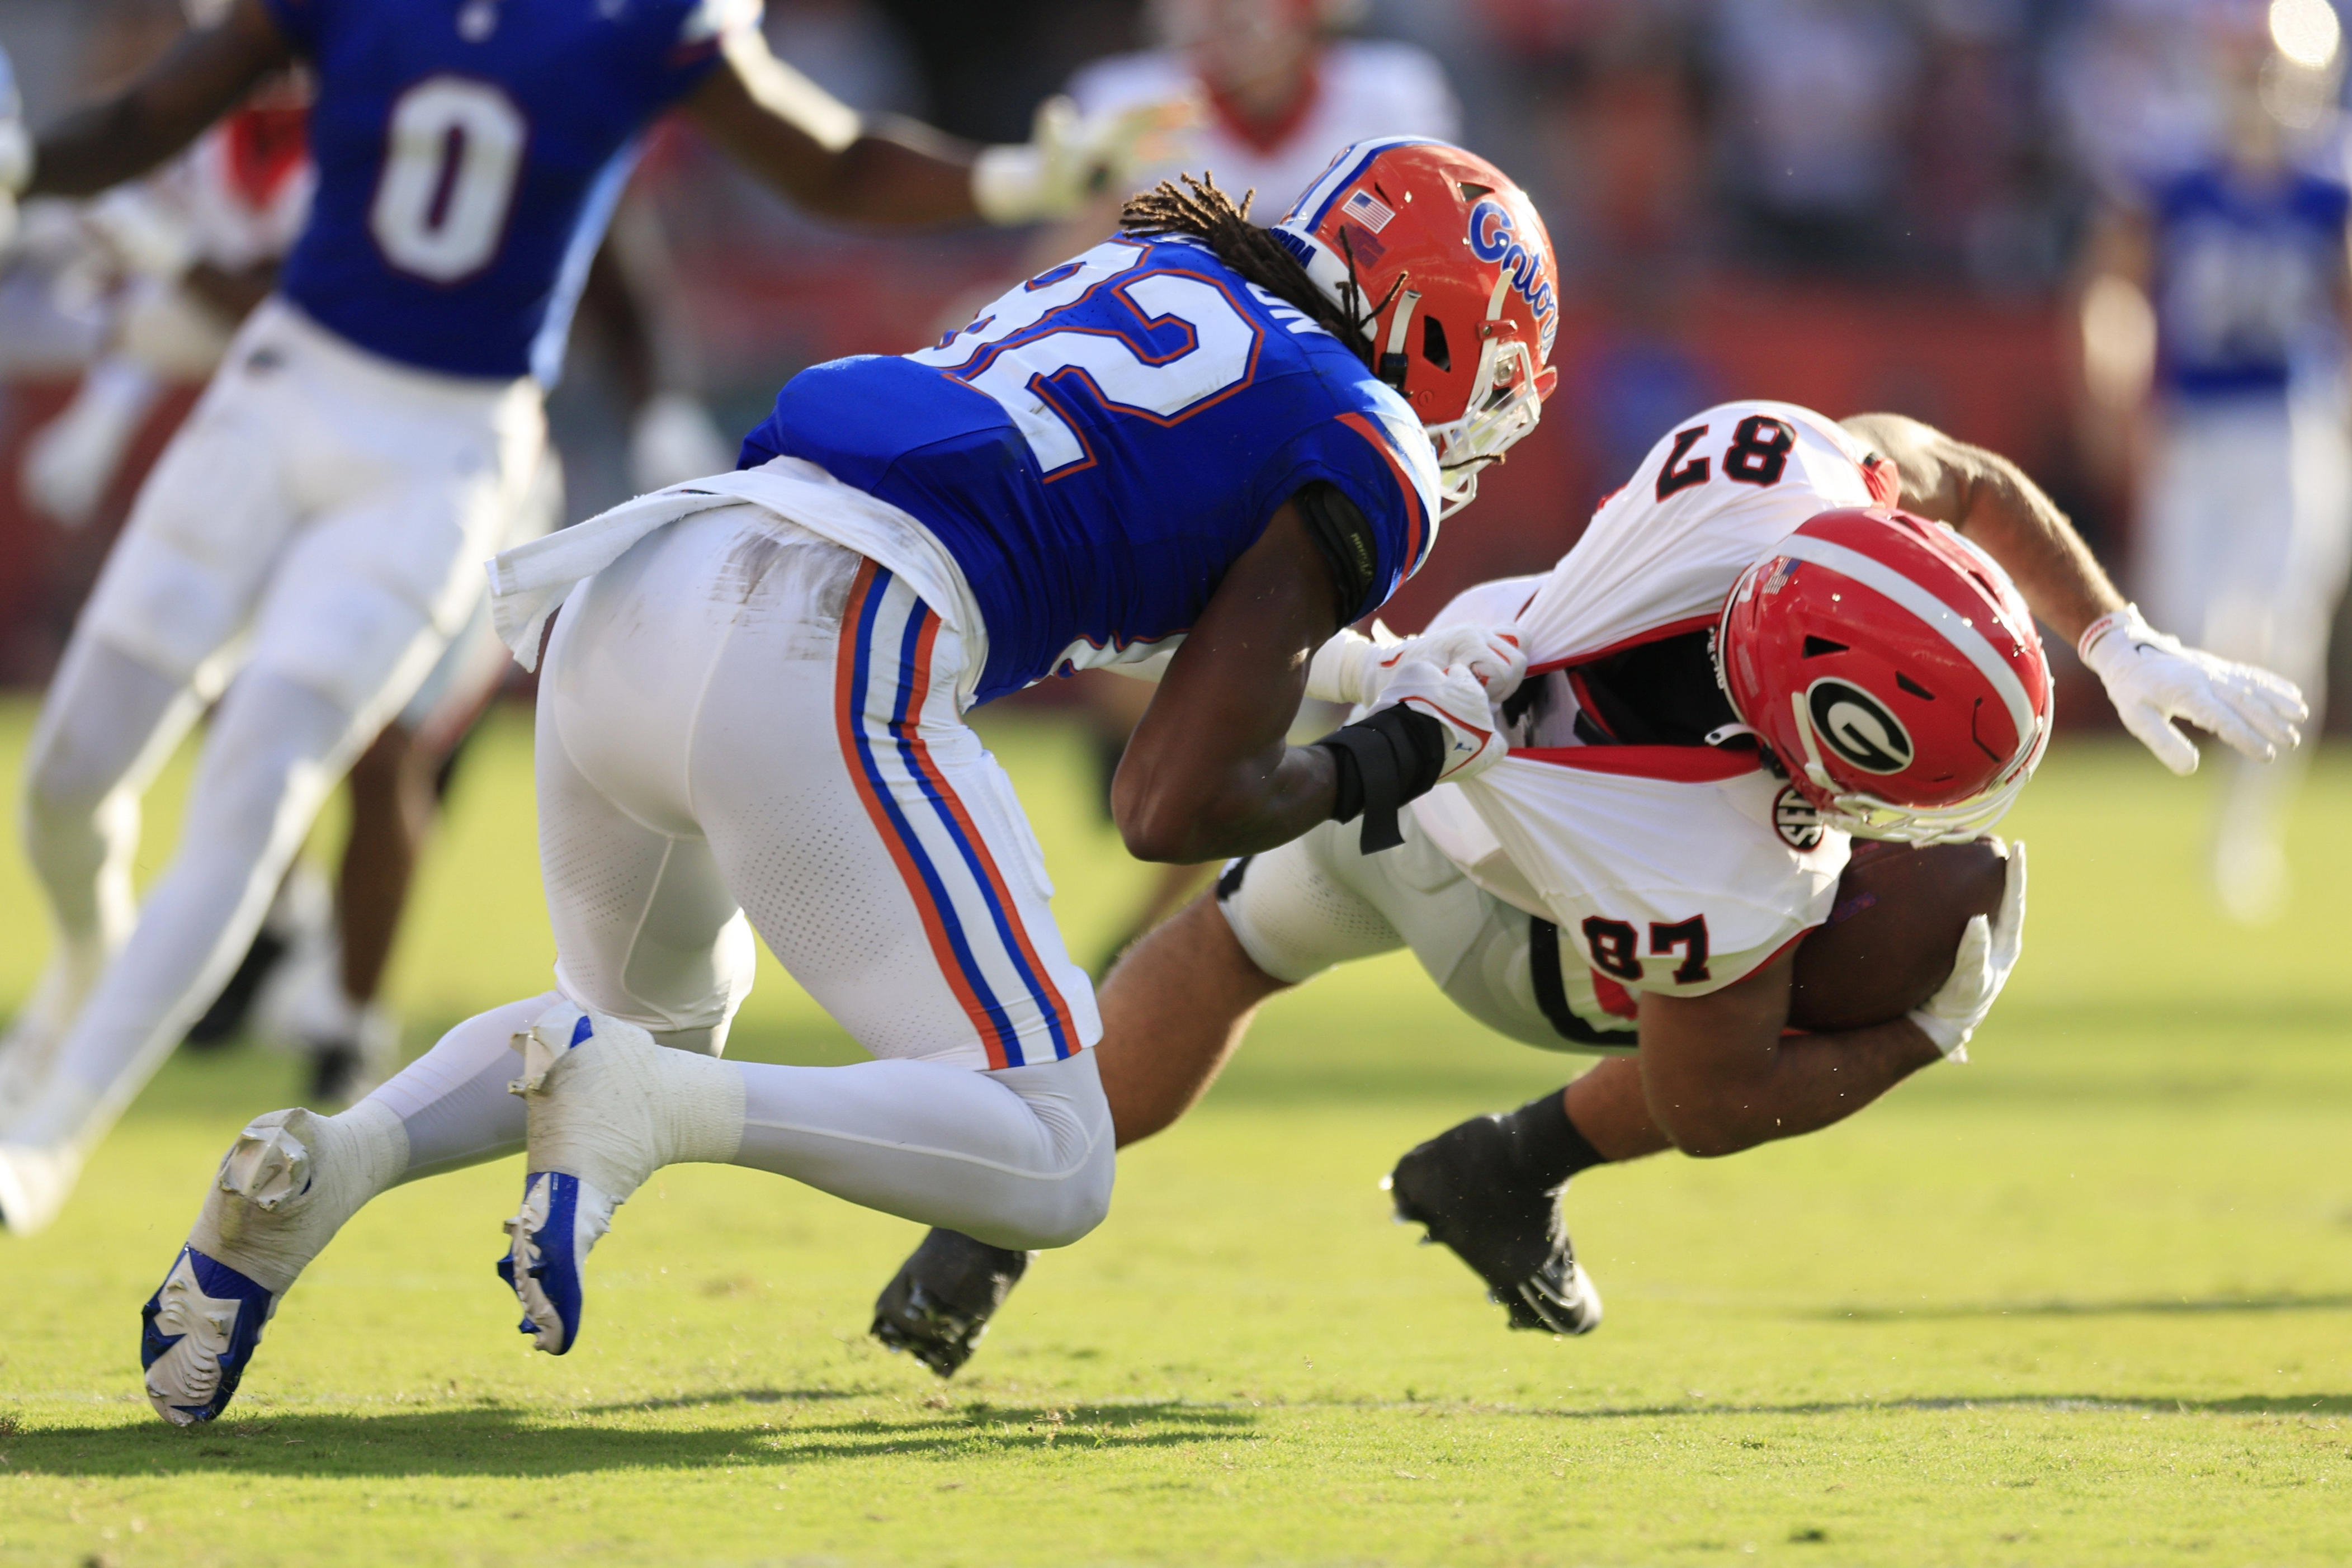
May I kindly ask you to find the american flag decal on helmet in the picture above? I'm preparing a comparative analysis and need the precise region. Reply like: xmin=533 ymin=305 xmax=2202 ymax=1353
xmin=1342 ymin=188 xmax=1396 ymax=233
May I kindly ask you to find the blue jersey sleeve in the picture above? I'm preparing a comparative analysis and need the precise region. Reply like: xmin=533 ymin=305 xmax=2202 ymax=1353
xmin=1263 ymin=403 xmax=1441 ymax=623
xmin=632 ymin=0 xmax=754 ymax=101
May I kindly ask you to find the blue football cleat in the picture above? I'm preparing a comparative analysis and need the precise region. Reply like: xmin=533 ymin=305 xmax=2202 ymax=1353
xmin=498 ymin=1169 xmax=615 ymax=1356
xmin=141 ymin=1245 xmax=277 ymax=1425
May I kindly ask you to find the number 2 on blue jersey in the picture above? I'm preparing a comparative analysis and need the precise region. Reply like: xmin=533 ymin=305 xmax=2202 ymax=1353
xmin=909 ymin=242 xmax=1263 ymax=476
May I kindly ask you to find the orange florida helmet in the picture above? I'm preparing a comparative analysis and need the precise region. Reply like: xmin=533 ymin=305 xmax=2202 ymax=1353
xmin=1273 ymin=138 xmax=1560 ymax=517
xmin=1715 ymin=507 xmax=2053 ymax=844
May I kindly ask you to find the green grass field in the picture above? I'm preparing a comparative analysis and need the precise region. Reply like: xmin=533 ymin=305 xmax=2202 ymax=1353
xmin=1 ymin=698 xmax=2349 ymax=1567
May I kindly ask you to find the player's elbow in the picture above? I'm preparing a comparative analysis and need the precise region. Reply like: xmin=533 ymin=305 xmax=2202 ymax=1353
xmin=1113 ymin=766 xmax=1225 ymax=863
xmin=1115 ymin=792 xmax=1216 ymax=865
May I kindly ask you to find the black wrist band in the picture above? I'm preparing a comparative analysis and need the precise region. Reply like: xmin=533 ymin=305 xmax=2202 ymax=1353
xmin=1316 ymin=704 xmax=1446 ymax=853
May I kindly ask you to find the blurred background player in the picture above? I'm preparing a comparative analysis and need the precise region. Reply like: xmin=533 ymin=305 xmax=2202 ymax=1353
xmin=0 ymin=0 xmax=1167 ymax=1232
xmin=18 ymin=56 xmax=730 ymax=1104
xmin=2080 ymin=0 xmax=2352 ymax=921
xmin=1025 ymin=0 xmax=1462 ymax=966
xmin=16 ymin=62 xmax=308 ymax=533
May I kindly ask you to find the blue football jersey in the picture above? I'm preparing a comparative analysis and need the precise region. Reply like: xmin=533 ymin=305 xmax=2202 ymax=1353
xmin=2149 ymin=160 xmax=2351 ymax=399
xmin=740 ymin=237 xmax=1442 ymax=707
xmin=258 ymin=0 xmax=744 ymax=382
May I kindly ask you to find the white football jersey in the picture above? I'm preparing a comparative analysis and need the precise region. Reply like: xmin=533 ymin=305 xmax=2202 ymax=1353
xmin=1067 ymin=40 xmax=1460 ymax=216
xmin=1413 ymin=401 xmax=1901 ymax=1001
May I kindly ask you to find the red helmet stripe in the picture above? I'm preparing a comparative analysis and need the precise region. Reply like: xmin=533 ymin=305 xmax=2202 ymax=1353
xmin=1773 ymin=532 xmax=2038 ymax=752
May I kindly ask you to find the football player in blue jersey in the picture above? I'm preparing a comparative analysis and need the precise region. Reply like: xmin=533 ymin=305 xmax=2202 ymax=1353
xmin=134 ymin=138 xmax=1562 ymax=1424
xmin=0 ymin=0 xmax=1176 ymax=1233
xmin=2081 ymin=12 xmax=2352 ymax=921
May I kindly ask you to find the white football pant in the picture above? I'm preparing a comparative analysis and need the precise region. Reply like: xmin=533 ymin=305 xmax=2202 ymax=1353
xmin=1218 ymin=811 xmax=1631 ymax=1055
xmin=516 ymin=500 xmax=1105 ymax=1244
xmin=5 ymin=298 xmax=543 ymax=1147
xmin=2140 ymin=392 xmax=2352 ymax=911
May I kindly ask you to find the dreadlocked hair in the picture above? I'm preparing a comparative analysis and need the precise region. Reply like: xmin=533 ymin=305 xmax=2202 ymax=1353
xmin=1119 ymin=173 xmax=1391 ymax=370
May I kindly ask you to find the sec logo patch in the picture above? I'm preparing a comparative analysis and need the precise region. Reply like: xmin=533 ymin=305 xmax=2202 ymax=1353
xmin=1773 ymin=785 xmax=1825 ymax=851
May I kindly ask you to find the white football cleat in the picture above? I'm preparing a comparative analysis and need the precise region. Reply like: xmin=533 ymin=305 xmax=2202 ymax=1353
xmin=498 ymin=1002 xmax=742 ymax=1357
xmin=0 ymin=1137 xmax=84 ymax=1235
xmin=139 ymin=1103 xmax=405 ymax=1423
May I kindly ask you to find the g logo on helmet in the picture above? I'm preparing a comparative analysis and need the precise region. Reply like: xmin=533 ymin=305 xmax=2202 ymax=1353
xmin=1805 ymin=679 xmax=1913 ymax=775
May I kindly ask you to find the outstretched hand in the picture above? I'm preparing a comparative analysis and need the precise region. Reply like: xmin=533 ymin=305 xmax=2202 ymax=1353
xmin=2078 ymin=605 xmax=2306 ymax=776
xmin=972 ymin=93 xmax=1197 ymax=226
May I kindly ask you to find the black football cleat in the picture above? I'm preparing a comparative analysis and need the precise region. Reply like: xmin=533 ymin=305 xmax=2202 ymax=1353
xmin=871 ymin=1229 xmax=1033 ymax=1377
xmin=1385 ymin=1113 xmax=1603 ymax=1335
xmin=182 ymin=929 xmax=289 ymax=1049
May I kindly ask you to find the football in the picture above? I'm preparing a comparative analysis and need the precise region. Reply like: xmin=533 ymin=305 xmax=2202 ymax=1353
xmin=1787 ymin=836 xmax=2010 ymax=1033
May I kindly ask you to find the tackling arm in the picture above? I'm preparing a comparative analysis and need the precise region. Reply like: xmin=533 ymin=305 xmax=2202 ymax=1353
xmin=1112 ymin=504 xmax=1347 ymax=863
xmin=20 ymin=0 xmax=292 ymax=198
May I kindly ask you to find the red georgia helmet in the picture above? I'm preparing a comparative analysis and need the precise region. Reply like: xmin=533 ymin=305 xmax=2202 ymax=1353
xmin=1715 ymin=508 xmax=2052 ymax=843
xmin=1273 ymin=138 xmax=1560 ymax=517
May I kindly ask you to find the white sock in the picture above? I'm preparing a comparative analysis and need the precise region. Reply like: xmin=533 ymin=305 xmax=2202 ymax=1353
xmin=728 ymin=1050 xmax=1113 ymax=1251
xmin=369 ymin=994 xmax=553 ymax=1179
xmin=187 ymin=1099 xmax=408 ymax=1295
xmin=517 ymin=1002 xmax=744 ymax=1196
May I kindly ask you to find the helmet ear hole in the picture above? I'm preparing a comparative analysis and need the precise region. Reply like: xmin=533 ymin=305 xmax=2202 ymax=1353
xmin=1421 ymin=314 xmax=1452 ymax=373
xmin=1896 ymin=672 xmax=1934 ymax=700
xmin=1801 ymin=635 xmax=1847 ymax=658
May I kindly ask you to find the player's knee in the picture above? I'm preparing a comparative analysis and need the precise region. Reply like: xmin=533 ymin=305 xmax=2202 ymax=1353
xmin=995 ymin=1146 xmax=1114 ymax=1251
xmin=346 ymin=724 xmax=414 ymax=799
xmin=1659 ymin=1110 xmax=1768 ymax=1160
xmin=23 ymin=739 xmax=117 ymax=834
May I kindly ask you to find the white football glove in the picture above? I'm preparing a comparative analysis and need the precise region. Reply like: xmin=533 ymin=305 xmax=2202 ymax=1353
xmin=970 ymin=93 xmax=1193 ymax=226
xmin=1308 ymin=623 xmax=1527 ymax=707
xmin=1907 ymin=841 xmax=2027 ymax=1061
xmin=1373 ymin=658 xmax=1508 ymax=786
xmin=2078 ymin=604 xmax=2307 ymax=776
xmin=81 ymin=187 xmax=197 ymax=283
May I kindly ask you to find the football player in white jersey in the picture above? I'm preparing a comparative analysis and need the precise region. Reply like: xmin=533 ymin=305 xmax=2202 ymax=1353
xmin=1069 ymin=0 xmax=1458 ymax=218
xmin=868 ymin=401 xmax=2309 ymax=1371
xmin=20 ymin=89 xmax=312 ymax=532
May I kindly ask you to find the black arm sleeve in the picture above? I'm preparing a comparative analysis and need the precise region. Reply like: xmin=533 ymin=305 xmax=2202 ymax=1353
xmin=1316 ymin=703 xmax=1446 ymax=854
xmin=1292 ymin=480 xmax=1381 ymax=626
